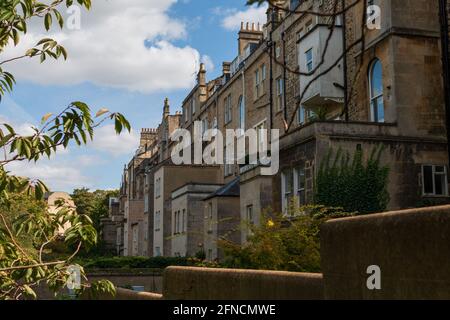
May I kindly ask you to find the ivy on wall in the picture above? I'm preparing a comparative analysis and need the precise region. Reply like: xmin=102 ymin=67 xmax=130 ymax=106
xmin=315 ymin=146 xmax=390 ymax=214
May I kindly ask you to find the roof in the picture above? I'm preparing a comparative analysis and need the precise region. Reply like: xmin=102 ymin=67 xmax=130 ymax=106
xmin=204 ymin=177 xmax=240 ymax=200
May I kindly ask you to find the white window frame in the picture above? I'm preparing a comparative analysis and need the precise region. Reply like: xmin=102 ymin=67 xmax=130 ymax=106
xmin=298 ymin=104 xmax=306 ymax=125
xmin=238 ymin=95 xmax=245 ymax=130
xmin=281 ymin=169 xmax=293 ymax=213
xmin=254 ymin=69 xmax=260 ymax=100
xmin=191 ymin=99 xmax=196 ymax=117
xmin=182 ymin=209 xmax=186 ymax=233
xmin=246 ymin=205 xmax=254 ymax=225
xmin=369 ymin=59 xmax=384 ymax=123
xmin=422 ymin=165 xmax=448 ymax=196
xmin=305 ymin=48 xmax=314 ymax=73
xmin=224 ymin=95 xmax=232 ymax=124
xmin=294 ymin=167 xmax=306 ymax=206
xmin=155 ymin=211 xmax=161 ymax=231
xmin=155 ymin=177 xmax=161 ymax=198
xmin=276 ymin=77 xmax=284 ymax=111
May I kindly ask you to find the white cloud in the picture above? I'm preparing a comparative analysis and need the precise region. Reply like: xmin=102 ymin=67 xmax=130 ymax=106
xmin=1 ymin=0 xmax=205 ymax=93
xmin=6 ymin=159 xmax=92 ymax=191
xmin=221 ymin=4 xmax=268 ymax=31
xmin=89 ymin=124 xmax=140 ymax=157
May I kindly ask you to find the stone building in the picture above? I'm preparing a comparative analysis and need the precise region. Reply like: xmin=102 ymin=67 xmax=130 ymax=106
xmin=100 ymin=197 xmax=124 ymax=255
xmin=112 ymin=0 xmax=450 ymax=260
xmin=45 ymin=191 xmax=75 ymax=235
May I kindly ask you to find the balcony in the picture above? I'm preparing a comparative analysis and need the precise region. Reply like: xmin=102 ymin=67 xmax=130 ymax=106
xmin=230 ymin=42 xmax=259 ymax=77
xmin=298 ymin=25 xmax=344 ymax=115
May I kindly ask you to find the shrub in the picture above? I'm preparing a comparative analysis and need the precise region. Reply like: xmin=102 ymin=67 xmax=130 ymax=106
xmin=79 ymin=256 xmax=190 ymax=269
xmin=219 ymin=205 xmax=354 ymax=272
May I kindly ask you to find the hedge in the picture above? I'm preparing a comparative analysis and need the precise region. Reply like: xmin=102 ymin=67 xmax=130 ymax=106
xmin=78 ymin=256 xmax=191 ymax=269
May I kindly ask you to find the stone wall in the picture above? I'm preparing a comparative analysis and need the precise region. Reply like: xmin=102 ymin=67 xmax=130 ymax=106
xmin=321 ymin=205 xmax=450 ymax=299
xmin=162 ymin=267 xmax=323 ymax=300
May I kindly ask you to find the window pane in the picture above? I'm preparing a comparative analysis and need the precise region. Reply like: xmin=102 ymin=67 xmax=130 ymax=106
xmin=435 ymin=173 xmax=446 ymax=195
xmin=371 ymin=60 xmax=383 ymax=98
xmin=298 ymin=168 xmax=305 ymax=189
xmin=423 ymin=166 xmax=434 ymax=194
xmin=376 ymin=97 xmax=384 ymax=122
xmin=285 ymin=170 xmax=293 ymax=193
xmin=436 ymin=166 xmax=445 ymax=173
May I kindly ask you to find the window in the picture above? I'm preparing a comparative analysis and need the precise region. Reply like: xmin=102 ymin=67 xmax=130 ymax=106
xmin=155 ymin=177 xmax=161 ymax=198
xmin=201 ymin=118 xmax=208 ymax=135
xmin=307 ymin=108 xmax=316 ymax=121
xmin=305 ymin=20 xmax=313 ymax=32
xmin=207 ymin=203 xmax=213 ymax=233
xmin=295 ymin=167 xmax=306 ymax=205
xmin=155 ymin=211 xmax=161 ymax=231
xmin=155 ymin=247 xmax=161 ymax=257
xmin=275 ymin=46 xmax=281 ymax=58
xmin=254 ymin=69 xmax=260 ymax=99
xmin=246 ymin=205 xmax=254 ymax=225
xmin=276 ymin=77 xmax=284 ymax=111
xmin=224 ymin=145 xmax=234 ymax=177
xmin=238 ymin=95 xmax=245 ymax=130
xmin=282 ymin=169 xmax=294 ymax=213
xmin=177 ymin=210 xmax=182 ymax=234
xmin=182 ymin=209 xmax=186 ymax=233
xmin=305 ymin=48 xmax=314 ymax=72
xmin=290 ymin=0 xmax=300 ymax=10
xmin=369 ymin=59 xmax=384 ymax=123
xmin=422 ymin=165 xmax=448 ymax=196
xmin=144 ymin=196 xmax=149 ymax=212
xmin=255 ymin=121 xmax=266 ymax=152
xmin=224 ymin=94 xmax=232 ymax=124
xmin=191 ymin=99 xmax=196 ymax=117
xmin=298 ymin=105 xmax=306 ymax=125
xmin=255 ymin=65 xmax=266 ymax=99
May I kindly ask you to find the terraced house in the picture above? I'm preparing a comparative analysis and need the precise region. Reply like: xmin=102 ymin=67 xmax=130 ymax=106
xmin=107 ymin=0 xmax=450 ymax=260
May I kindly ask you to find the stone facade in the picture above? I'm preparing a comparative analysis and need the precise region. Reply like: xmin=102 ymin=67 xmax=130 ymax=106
xmin=111 ymin=0 xmax=450 ymax=259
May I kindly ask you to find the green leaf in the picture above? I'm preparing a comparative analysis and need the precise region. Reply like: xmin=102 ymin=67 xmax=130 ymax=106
xmin=44 ymin=13 xmax=52 ymax=31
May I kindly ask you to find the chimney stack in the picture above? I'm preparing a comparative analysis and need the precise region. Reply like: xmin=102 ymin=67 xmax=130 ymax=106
xmin=238 ymin=21 xmax=264 ymax=56
xmin=197 ymin=63 xmax=206 ymax=87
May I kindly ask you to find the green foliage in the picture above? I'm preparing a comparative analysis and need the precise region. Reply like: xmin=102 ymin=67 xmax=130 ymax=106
xmin=78 ymin=256 xmax=191 ymax=269
xmin=315 ymin=146 xmax=390 ymax=214
xmin=0 ymin=0 xmax=128 ymax=299
xmin=220 ymin=205 xmax=354 ymax=272
xmin=71 ymin=188 xmax=119 ymax=234
xmin=0 ymin=193 xmax=47 ymax=256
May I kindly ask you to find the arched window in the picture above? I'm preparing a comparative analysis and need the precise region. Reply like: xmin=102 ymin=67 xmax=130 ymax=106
xmin=369 ymin=59 xmax=384 ymax=122
xmin=238 ymin=95 xmax=245 ymax=130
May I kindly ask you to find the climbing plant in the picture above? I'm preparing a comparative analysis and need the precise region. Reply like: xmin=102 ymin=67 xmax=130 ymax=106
xmin=315 ymin=146 xmax=390 ymax=214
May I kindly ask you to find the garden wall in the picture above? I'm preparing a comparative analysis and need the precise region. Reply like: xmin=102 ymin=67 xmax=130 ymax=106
xmin=162 ymin=267 xmax=324 ymax=300
xmin=321 ymin=204 xmax=450 ymax=299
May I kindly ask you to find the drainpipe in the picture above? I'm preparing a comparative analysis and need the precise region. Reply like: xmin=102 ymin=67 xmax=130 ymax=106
xmin=439 ymin=0 xmax=450 ymax=166
xmin=267 ymin=8 xmax=276 ymax=130
xmin=341 ymin=0 xmax=349 ymax=122
xmin=282 ymin=30 xmax=288 ymax=122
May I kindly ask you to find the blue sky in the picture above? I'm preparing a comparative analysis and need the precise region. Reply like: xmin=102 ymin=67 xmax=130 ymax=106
xmin=0 ymin=0 xmax=267 ymax=192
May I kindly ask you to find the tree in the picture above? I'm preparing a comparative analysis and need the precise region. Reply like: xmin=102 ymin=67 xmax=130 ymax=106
xmin=0 ymin=0 xmax=130 ymax=299
xmin=71 ymin=188 xmax=119 ymax=256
